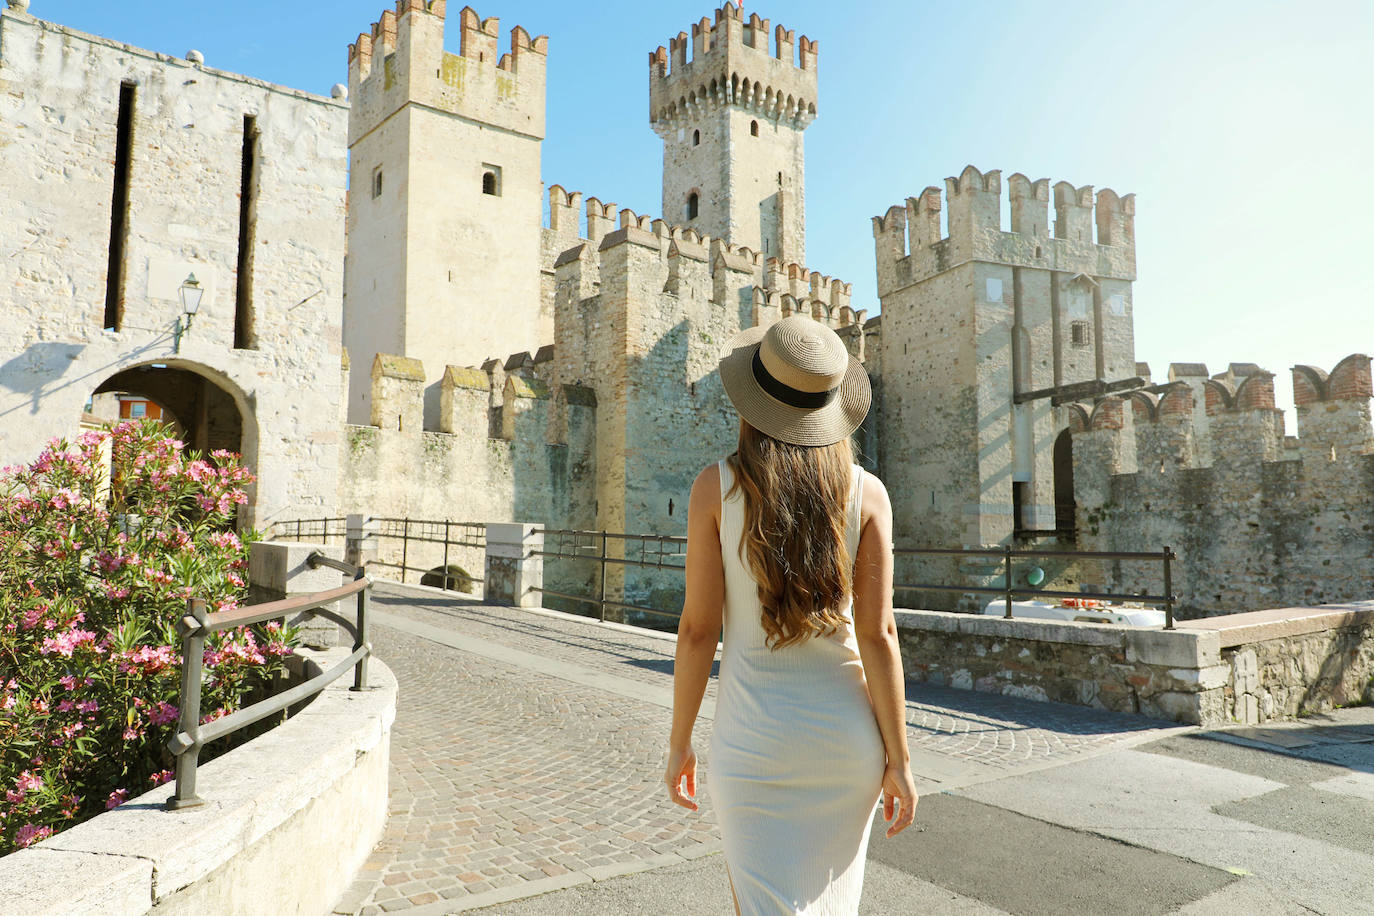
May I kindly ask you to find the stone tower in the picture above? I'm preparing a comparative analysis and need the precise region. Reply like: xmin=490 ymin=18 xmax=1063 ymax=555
xmin=344 ymin=2 xmax=548 ymax=425
xmin=872 ymin=166 xmax=1138 ymax=558
xmin=649 ymin=4 xmax=817 ymax=264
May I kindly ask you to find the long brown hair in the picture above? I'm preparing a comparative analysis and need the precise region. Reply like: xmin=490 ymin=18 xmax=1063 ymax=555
xmin=725 ymin=420 xmax=855 ymax=649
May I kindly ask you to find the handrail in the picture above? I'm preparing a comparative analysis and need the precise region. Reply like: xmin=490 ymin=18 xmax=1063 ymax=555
xmin=893 ymin=543 xmax=1178 ymax=629
xmin=165 ymin=552 xmax=373 ymax=809
xmin=528 ymin=528 xmax=686 ymax=622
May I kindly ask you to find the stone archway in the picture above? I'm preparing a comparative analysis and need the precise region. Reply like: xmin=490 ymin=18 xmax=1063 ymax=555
xmin=92 ymin=364 xmax=243 ymax=455
xmin=86 ymin=360 xmax=261 ymax=526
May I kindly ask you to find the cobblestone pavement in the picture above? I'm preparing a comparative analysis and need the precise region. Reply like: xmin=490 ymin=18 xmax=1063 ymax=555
xmin=334 ymin=582 xmax=1182 ymax=914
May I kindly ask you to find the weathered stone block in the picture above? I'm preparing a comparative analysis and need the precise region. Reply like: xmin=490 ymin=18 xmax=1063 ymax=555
xmin=249 ymin=541 xmax=345 ymax=648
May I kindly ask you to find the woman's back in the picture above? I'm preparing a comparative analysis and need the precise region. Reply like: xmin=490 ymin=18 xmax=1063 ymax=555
xmin=708 ymin=458 xmax=884 ymax=915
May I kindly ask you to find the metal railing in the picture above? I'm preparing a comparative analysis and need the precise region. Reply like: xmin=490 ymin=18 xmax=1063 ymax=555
xmin=165 ymin=552 xmax=372 ymax=809
xmin=893 ymin=544 xmax=1178 ymax=629
xmin=268 ymin=516 xmax=348 ymax=544
xmin=368 ymin=516 xmax=485 ymax=589
xmin=530 ymin=529 xmax=687 ymax=622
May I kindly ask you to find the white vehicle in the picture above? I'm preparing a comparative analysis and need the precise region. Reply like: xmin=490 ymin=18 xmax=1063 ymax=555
xmin=982 ymin=599 xmax=1166 ymax=627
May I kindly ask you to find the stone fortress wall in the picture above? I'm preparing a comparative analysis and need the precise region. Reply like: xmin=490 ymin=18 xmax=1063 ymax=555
xmin=1072 ymin=355 xmax=1374 ymax=617
xmin=3 ymin=0 xmax=1370 ymax=622
xmin=0 ymin=5 xmax=348 ymax=528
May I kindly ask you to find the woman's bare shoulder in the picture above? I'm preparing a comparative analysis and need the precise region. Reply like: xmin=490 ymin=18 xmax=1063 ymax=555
xmin=859 ymin=469 xmax=892 ymax=526
xmin=690 ymin=462 xmax=723 ymax=514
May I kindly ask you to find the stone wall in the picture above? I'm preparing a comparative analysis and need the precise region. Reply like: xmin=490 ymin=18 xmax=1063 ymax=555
xmin=0 ymin=7 xmax=347 ymax=528
xmin=338 ymin=352 xmax=596 ymax=582
xmin=895 ymin=602 xmax=1374 ymax=727
xmin=894 ymin=609 xmax=1226 ymax=725
xmin=1073 ymin=355 xmax=1374 ymax=617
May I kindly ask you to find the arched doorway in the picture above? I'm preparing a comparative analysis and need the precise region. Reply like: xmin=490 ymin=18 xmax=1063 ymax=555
xmin=1053 ymin=428 xmax=1076 ymax=538
xmin=84 ymin=361 xmax=259 ymax=527
xmin=91 ymin=364 xmax=243 ymax=455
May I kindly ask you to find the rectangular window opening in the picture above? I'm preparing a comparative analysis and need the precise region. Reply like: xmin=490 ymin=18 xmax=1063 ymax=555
xmin=103 ymin=82 xmax=136 ymax=331
xmin=234 ymin=114 xmax=259 ymax=350
xmin=371 ymin=165 xmax=383 ymax=199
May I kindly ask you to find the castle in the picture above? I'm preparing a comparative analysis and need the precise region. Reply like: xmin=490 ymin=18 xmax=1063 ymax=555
xmin=1 ymin=1 xmax=1370 ymax=618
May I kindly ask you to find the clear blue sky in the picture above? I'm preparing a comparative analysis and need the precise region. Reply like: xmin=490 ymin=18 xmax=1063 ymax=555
xmin=40 ymin=0 xmax=1374 ymax=429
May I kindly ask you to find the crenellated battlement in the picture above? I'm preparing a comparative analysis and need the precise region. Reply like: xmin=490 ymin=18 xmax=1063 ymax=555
xmin=347 ymin=2 xmax=547 ymax=145
xmin=545 ymin=184 xmax=858 ymax=330
xmin=873 ymin=165 xmax=1137 ymax=296
xmin=649 ymin=4 xmax=818 ymax=136
xmin=1073 ymin=355 xmax=1372 ymax=486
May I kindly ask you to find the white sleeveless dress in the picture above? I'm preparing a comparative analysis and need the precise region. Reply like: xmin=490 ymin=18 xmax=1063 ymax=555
xmin=707 ymin=459 xmax=885 ymax=915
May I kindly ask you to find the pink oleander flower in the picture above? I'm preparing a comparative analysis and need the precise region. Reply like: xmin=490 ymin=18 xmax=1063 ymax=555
xmin=56 ymin=699 xmax=75 ymax=713
xmin=50 ymin=488 xmax=80 ymax=510
xmin=37 ymin=629 xmax=98 ymax=658
xmin=5 ymin=789 xmax=25 ymax=804
xmin=94 ymin=551 xmax=129 ymax=573
xmin=15 ymin=772 xmax=42 ymax=794
xmin=1 ymin=695 xmax=15 ymax=711
xmin=30 ymin=698 xmax=48 ymax=715
xmin=227 ymin=572 xmax=245 ymax=588
xmin=147 ymin=702 xmax=178 ymax=727
xmin=208 ymin=530 xmax=242 ymax=551
xmin=77 ymin=699 xmax=99 ymax=714
xmin=121 ymin=726 xmax=140 ymax=741
xmin=118 ymin=644 xmax=177 ymax=675
xmin=104 ymin=789 xmax=129 ymax=810
xmin=185 ymin=460 xmax=214 ymax=483
xmin=19 ymin=605 xmax=45 ymax=630
xmin=13 ymin=824 xmax=53 ymax=848
xmin=101 ymin=582 xmax=131 ymax=600
xmin=60 ymin=794 xmax=81 ymax=818
xmin=149 ymin=770 xmax=174 ymax=787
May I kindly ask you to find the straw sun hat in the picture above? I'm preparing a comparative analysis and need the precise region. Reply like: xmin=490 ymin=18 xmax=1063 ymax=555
xmin=718 ymin=315 xmax=871 ymax=447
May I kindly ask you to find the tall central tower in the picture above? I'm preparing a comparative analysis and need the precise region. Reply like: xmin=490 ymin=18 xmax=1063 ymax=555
xmin=649 ymin=5 xmax=817 ymax=264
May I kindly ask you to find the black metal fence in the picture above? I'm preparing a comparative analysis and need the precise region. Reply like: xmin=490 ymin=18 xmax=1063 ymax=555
xmin=166 ymin=552 xmax=372 ymax=809
xmin=368 ymin=516 xmax=485 ymax=589
xmin=893 ymin=544 xmax=1178 ymax=629
xmin=268 ymin=517 xmax=348 ymax=544
xmin=530 ymin=529 xmax=687 ymax=622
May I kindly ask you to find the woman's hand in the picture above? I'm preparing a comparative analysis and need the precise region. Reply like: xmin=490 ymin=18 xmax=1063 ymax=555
xmin=665 ymin=744 xmax=699 ymax=811
xmin=881 ymin=763 xmax=918 ymax=837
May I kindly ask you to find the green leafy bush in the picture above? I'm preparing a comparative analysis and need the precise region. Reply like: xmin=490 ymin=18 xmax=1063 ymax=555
xmin=0 ymin=422 xmax=295 ymax=854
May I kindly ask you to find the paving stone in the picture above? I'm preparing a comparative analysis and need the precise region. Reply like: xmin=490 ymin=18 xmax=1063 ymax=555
xmin=338 ymin=586 xmax=1176 ymax=913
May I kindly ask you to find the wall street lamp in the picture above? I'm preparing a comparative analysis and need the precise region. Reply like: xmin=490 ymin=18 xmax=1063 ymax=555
xmin=173 ymin=273 xmax=203 ymax=353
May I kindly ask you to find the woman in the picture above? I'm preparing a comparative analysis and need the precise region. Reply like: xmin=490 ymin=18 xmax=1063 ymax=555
xmin=666 ymin=315 xmax=918 ymax=915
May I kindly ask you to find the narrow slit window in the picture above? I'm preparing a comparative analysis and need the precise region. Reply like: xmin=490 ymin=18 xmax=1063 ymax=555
xmin=104 ymin=81 xmax=136 ymax=331
xmin=692 ymin=129 xmax=700 ymax=146
xmin=750 ymin=120 xmax=759 ymax=136
xmin=371 ymin=166 xmax=383 ymax=199
xmin=234 ymin=114 xmax=259 ymax=349
xmin=686 ymin=192 xmax=699 ymax=221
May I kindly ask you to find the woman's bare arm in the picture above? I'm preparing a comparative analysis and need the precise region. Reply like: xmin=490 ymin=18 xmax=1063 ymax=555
xmin=852 ymin=472 xmax=917 ymax=836
xmin=666 ymin=463 xmax=725 ymax=811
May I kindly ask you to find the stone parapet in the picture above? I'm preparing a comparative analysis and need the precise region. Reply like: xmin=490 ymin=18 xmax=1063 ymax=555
xmin=893 ymin=609 xmax=1226 ymax=725
xmin=895 ymin=603 xmax=1374 ymax=728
